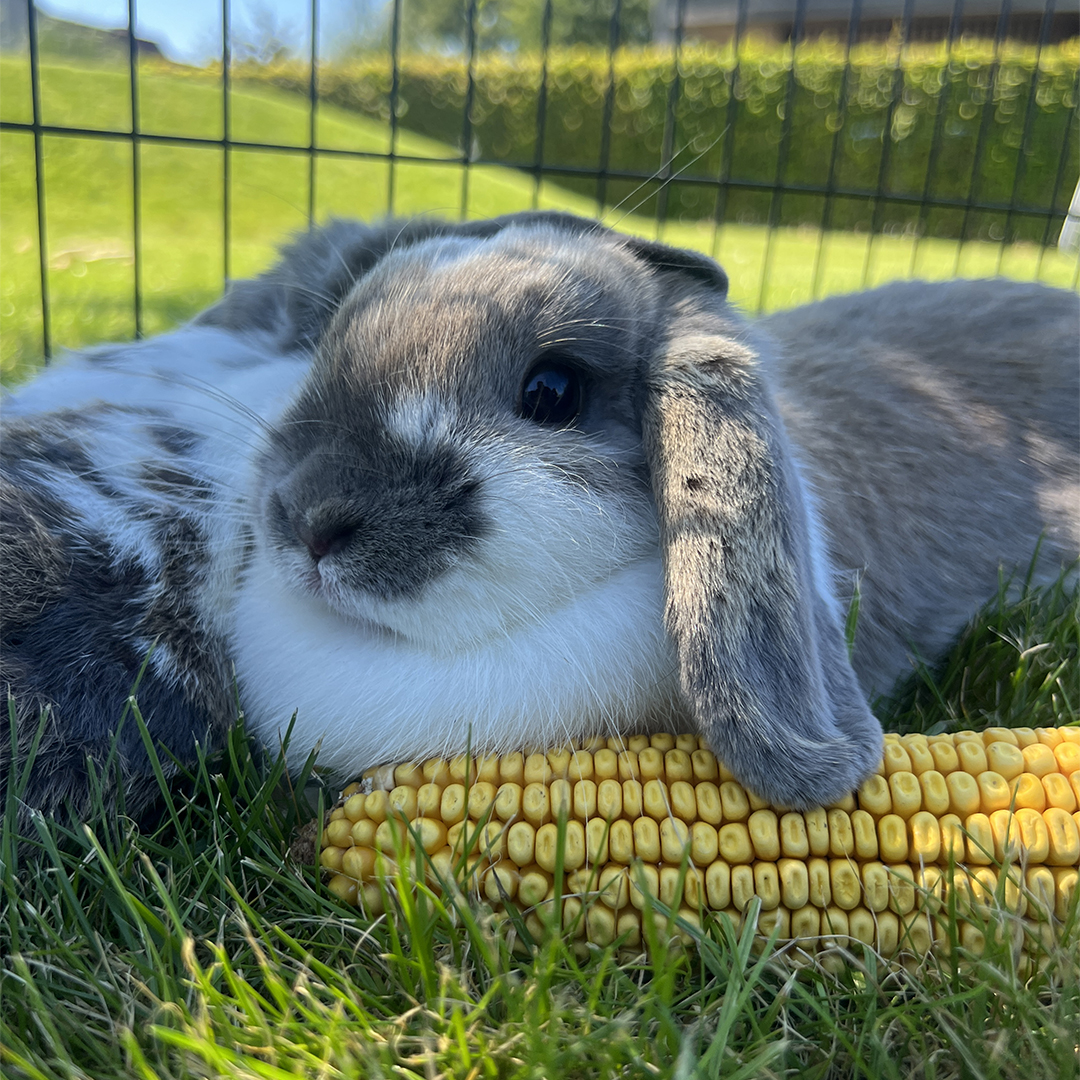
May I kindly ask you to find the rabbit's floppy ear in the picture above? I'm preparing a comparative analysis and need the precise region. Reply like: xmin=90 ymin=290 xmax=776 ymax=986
xmin=632 ymin=241 xmax=882 ymax=810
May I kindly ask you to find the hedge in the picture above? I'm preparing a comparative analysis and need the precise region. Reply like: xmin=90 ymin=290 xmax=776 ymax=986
xmin=240 ymin=38 xmax=1079 ymax=242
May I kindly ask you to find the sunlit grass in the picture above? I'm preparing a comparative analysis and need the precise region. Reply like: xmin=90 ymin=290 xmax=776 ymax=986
xmin=1 ymin=570 xmax=1077 ymax=1080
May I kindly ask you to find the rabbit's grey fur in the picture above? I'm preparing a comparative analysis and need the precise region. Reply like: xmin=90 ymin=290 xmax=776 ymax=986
xmin=1 ymin=212 xmax=1076 ymax=822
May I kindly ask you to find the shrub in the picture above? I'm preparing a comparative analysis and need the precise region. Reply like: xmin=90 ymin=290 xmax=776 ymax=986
xmin=240 ymin=37 xmax=1079 ymax=241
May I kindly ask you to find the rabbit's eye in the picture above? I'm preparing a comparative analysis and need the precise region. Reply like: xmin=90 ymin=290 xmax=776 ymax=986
xmin=520 ymin=361 xmax=582 ymax=426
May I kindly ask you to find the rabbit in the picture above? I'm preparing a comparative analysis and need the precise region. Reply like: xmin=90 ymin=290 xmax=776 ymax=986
xmin=1 ymin=211 xmax=1077 ymax=825
xmin=205 ymin=212 xmax=1077 ymax=808
xmin=1 ymin=325 xmax=311 ymax=821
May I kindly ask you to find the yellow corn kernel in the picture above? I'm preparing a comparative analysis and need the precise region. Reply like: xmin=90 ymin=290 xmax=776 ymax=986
xmin=720 ymin=781 xmax=750 ymax=822
xmin=643 ymin=779 xmax=671 ymax=821
xmin=440 ymin=785 xmax=467 ymax=826
xmin=586 ymin=818 xmax=610 ymax=864
xmin=918 ymin=771 xmax=951 ymax=817
xmin=956 ymin=741 xmax=989 ymax=776
xmin=665 ymin=749 xmax=693 ymax=783
xmin=568 ymin=750 xmax=594 ymax=782
xmin=638 ymin=747 xmax=664 ymax=780
xmin=776 ymin=857 xmax=809 ymax=909
xmin=670 ymin=780 xmax=698 ymax=822
xmin=861 ymin=861 xmax=890 ymax=912
xmin=749 ymin=810 xmax=781 ymax=861
xmin=597 ymin=865 xmax=629 ymax=909
xmin=609 ymin=820 xmax=635 ymax=865
xmin=830 ymin=859 xmax=861 ymax=911
xmin=731 ymin=864 xmax=756 ymax=911
xmin=660 ymin=817 xmax=691 ymax=863
xmin=984 ymin=742 xmax=1024 ymax=781
xmin=908 ymin=811 xmax=942 ymax=863
xmin=1052 ymin=867 xmax=1078 ymax=921
xmin=1042 ymin=773 xmax=1077 ymax=813
xmin=533 ymin=820 xmax=582 ymax=872
xmin=889 ymin=772 xmax=923 ymax=819
xmin=495 ymin=782 xmax=523 ymax=822
xmin=883 ymin=743 xmax=913 ymax=776
xmin=1045 ymin=807 xmax=1080 ymax=866
xmin=629 ymin=864 xmax=660 ymax=909
xmin=858 ymin=774 xmax=893 ymax=818
xmin=1023 ymin=743 xmax=1058 ymax=777
xmin=518 ymin=864 xmax=552 ymax=907
xmin=808 ymin=857 xmax=832 ymax=908
xmin=790 ymin=904 xmax=820 ymax=943
xmin=928 ymin=741 xmax=960 ymax=775
xmin=324 ymin=817 xmax=354 ymax=849
xmin=547 ymin=747 xmax=573 ymax=779
xmin=705 ymin=860 xmax=731 ymax=909
xmin=597 ymin=778 xmax=623 ymax=820
xmin=976 ymin=771 xmax=1012 ymax=815
xmin=320 ymin=846 xmax=345 ymax=873
xmin=848 ymin=906 xmax=876 ymax=945
xmin=573 ymin=779 xmax=598 ymax=820
xmin=1011 ymin=773 xmax=1047 ymax=813
xmin=902 ymin=738 xmax=935 ymax=776
xmin=550 ymin=779 xmax=573 ymax=818
xmin=878 ymin=814 xmax=909 ymax=863
xmin=593 ymin=748 xmax=618 ymax=781
xmin=805 ymin=808 xmax=831 ymax=857
xmin=718 ymin=822 xmax=754 ymax=864
xmin=622 ymin=779 xmax=644 ymax=819
xmin=851 ymin=810 xmax=879 ymax=860
xmin=466 ymin=782 xmax=497 ymax=821
xmin=982 ymin=727 xmax=1019 ymax=748
xmin=1054 ymin=741 xmax=1080 ymax=774
xmin=633 ymin=817 xmax=661 ymax=863
xmin=690 ymin=822 xmax=719 ymax=866
xmin=327 ymin=874 xmax=359 ymax=904
xmin=827 ymin=810 xmax=855 ymax=858
xmin=695 ymin=781 xmax=723 ymax=824
xmin=351 ymin=818 xmax=377 ymax=847
xmin=964 ymin=813 xmax=995 ymax=865
xmin=507 ymin=821 xmax=536 ymax=866
xmin=946 ymin=771 xmax=981 ymax=817
xmin=939 ymin=813 xmax=966 ymax=862
xmin=886 ymin=864 xmax=916 ymax=915
xmin=691 ymin=749 xmax=719 ymax=782
xmin=780 ymin=812 xmax=811 ymax=858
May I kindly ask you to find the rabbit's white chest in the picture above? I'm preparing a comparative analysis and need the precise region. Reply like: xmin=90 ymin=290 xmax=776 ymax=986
xmin=232 ymin=549 xmax=684 ymax=779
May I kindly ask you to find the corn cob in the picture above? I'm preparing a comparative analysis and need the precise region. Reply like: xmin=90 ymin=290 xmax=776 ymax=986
xmin=319 ymin=727 xmax=1080 ymax=966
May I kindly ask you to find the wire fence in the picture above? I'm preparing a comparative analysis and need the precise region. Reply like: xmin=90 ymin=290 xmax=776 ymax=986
xmin=0 ymin=0 xmax=1077 ymax=368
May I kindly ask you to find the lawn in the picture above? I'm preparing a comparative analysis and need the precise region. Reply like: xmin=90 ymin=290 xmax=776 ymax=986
xmin=2 ymin=570 xmax=1077 ymax=1079
xmin=1 ymin=56 xmax=1079 ymax=1080
xmin=2 ymin=57 xmax=1078 ymax=384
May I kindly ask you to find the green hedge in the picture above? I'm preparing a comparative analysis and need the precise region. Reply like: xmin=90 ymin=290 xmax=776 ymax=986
xmin=241 ymin=38 xmax=1079 ymax=241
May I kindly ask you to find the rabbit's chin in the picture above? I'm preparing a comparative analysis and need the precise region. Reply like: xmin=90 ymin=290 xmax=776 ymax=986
xmin=232 ymin=552 xmax=685 ymax=780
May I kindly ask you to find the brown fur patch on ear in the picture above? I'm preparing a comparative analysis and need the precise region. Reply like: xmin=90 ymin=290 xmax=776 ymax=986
xmin=0 ymin=479 xmax=69 ymax=627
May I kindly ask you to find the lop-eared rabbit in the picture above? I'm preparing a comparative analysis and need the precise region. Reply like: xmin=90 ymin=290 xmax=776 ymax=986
xmin=2 ymin=212 xmax=1077 ymax=824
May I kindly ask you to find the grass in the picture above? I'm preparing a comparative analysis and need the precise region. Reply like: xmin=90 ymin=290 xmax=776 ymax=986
xmin=2 ymin=56 xmax=1078 ymax=384
xmin=1 ymin=571 xmax=1078 ymax=1080
xmin=1 ymin=54 xmax=1078 ymax=1080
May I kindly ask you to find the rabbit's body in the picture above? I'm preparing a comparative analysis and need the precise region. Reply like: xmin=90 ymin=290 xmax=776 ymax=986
xmin=763 ymin=281 xmax=1080 ymax=696
xmin=2 ymin=212 xmax=1076 ymax=821
xmin=1 ymin=328 xmax=308 ymax=817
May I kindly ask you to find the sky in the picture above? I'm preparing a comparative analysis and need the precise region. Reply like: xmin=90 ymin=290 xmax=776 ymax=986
xmin=37 ymin=0 xmax=371 ymax=63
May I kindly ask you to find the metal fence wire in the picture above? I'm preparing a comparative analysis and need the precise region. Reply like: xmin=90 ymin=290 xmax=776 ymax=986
xmin=0 ymin=0 xmax=1077 ymax=365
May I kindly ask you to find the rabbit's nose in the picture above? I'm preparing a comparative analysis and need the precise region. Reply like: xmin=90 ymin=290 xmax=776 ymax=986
xmin=293 ymin=509 xmax=359 ymax=562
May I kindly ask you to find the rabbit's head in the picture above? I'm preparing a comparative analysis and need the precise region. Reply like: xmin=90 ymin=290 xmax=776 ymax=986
xmin=217 ymin=213 xmax=882 ymax=809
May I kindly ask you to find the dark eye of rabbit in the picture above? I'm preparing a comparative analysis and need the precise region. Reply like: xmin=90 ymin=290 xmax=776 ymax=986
xmin=519 ymin=360 xmax=582 ymax=426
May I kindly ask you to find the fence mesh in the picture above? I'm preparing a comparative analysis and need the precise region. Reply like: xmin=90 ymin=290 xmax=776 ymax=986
xmin=0 ymin=0 xmax=1077 ymax=374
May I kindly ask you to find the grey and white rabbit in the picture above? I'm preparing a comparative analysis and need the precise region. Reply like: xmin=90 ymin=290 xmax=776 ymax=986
xmin=2 ymin=211 xmax=1077 ymax=824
